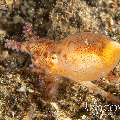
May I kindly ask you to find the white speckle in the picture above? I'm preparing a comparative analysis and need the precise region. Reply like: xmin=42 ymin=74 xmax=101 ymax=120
xmin=28 ymin=89 xmax=34 ymax=93
xmin=51 ymin=102 xmax=59 ymax=110
xmin=11 ymin=111 xmax=15 ymax=117
xmin=7 ymin=73 xmax=13 ymax=79
xmin=51 ymin=102 xmax=72 ymax=120
xmin=81 ymin=115 xmax=87 ymax=119
xmin=17 ymin=86 xmax=26 ymax=92
xmin=84 ymin=39 xmax=89 ymax=45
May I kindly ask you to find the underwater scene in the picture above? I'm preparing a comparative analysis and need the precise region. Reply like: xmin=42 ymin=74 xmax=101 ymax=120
xmin=0 ymin=0 xmax=120 ymax=120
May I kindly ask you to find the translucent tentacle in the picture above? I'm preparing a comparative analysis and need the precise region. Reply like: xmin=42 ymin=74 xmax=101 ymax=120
xmin=80 ymin=81 xmax=120 ymax=105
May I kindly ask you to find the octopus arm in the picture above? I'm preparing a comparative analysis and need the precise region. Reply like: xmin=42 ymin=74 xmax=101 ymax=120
xmin=80 ymin=81 xmax=120 ymax=104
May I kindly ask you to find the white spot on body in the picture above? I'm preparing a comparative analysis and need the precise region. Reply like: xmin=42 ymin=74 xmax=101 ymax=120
xmin=51 ymin=54 xmax=58 ymax=64
xmin=84 ymin=38 xmax=89 ymax=45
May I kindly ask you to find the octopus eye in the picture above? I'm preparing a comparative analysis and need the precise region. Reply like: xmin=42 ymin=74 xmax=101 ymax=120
xmin=51 ymin=54 xmax=58 ymax=64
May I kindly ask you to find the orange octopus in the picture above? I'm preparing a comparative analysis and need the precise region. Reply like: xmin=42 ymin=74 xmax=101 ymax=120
xmin=5 ymin=23 xmax=120 ymax=104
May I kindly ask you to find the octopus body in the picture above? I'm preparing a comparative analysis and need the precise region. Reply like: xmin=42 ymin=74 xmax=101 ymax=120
xmin=5 ymin=31 xmax=120 ymax=104
xmin=53 ymin=33 xmax=120 ymax=82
